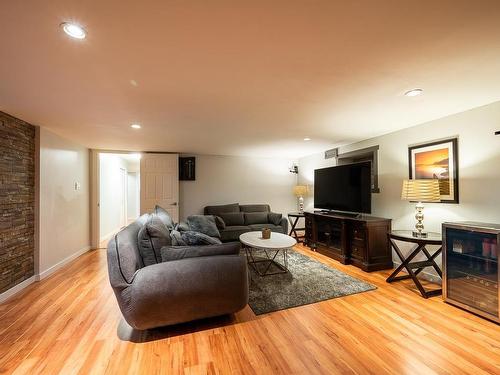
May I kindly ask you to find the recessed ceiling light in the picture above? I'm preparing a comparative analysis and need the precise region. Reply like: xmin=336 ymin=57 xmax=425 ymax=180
xmin=131 ymin=124 xmax=141 ymax=129
xmin=61 ymin=22 xmax=86 ymax=39
xmin=303 ymin=137 xmax=311 ymax=141
xmin=404 ymin=88 xmax=423 ymax=97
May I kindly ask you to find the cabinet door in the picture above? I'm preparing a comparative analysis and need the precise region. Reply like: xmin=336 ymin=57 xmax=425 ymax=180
xmin=445 ymin=227 xmax=498 ymax=320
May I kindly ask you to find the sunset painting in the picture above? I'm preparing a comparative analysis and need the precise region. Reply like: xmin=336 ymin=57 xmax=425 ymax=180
xmin=414 ymin=147 xmax=450 ymax=195
xmin=409 ymin=138 xmax=459 ymax=203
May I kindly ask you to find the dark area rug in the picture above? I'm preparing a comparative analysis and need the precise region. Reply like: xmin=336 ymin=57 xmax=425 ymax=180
xmin=247 ymin=249 xmax=376 ymax=315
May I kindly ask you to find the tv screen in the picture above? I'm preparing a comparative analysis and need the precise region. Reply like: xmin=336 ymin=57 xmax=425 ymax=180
xmin=314 ymin=162 xmax=372 ymax=214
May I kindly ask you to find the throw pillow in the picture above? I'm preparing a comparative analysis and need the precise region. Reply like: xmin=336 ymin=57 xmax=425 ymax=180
xmin=219 ymin=212 xmax=245 ymax=226
xmin=181 ymin=231 xmax=223 ymax=246
xmin=268 ymin=212 xmax=283 ymax=226
xmin=186 ymin=215 xmax=220 ymax=238
xmin=154 ymin=205 xmax=175 ymax=230
xmin=137 ymin=215 xmax=171 ymax=266
xmin=175 ymin=221 xmax=190 ymax=232
xmin=244 ymin=212 xmax=269 ymax=225
xmin=170 ymin=230 xmax=187 ymax=246
xmin=214 ymin=215 xmax=226 ymax=230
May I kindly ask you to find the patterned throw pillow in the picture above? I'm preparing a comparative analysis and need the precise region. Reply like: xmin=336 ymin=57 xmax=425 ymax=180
xmin=180 ymin=231 xmax=223 ymax=246
xmin=186 ymin=215 xmax=221 ymax=238
xmin=170 ymin=230 xmax=187 ymax=246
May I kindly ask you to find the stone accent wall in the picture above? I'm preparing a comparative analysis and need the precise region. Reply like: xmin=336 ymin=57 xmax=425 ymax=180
xmin=0 ymin=111 xmax=35 ymax=293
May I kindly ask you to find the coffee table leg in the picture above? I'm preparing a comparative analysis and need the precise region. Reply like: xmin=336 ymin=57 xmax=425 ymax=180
xmin=246 ymin=247 xmax=289 ymax=276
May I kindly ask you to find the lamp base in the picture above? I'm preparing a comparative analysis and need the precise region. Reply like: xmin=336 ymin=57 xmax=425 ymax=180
xmin=412 ymin=230 xmax=428 ymax=238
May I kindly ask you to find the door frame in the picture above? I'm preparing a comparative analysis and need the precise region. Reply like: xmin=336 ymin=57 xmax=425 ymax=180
xmin=89 ymin=150 xmax=178 ymax=249
xmin=90 ymin=149 xmax=139 ymax=249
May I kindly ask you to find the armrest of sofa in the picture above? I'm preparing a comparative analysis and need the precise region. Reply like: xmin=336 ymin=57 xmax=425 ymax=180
xmin=125 ymin=254 xmax=248 ymax=329
xmin=279 ymin=217 xmax=289 ymax=234
xmin=160 ymin=242 xmax=240 ymax=262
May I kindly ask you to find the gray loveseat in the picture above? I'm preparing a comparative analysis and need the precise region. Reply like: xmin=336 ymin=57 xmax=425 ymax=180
xmin=107 ymin=214 xmax=248 ymax=330
xmin=204 ymin=203 xmax=288 ymax=242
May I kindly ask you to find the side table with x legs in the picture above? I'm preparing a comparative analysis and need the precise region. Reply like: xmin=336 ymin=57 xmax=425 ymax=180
xmin=386 ymin=230 xmax=443 ymax=298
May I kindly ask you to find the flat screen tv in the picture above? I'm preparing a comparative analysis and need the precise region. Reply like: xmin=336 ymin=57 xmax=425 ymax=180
xmin=314 ymin=162 xmax=372 ymax=214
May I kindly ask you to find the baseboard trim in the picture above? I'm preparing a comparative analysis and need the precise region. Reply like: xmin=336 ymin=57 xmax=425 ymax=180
xmin=0 ymin=245 xmax=92 ymax=304
xmin=36 ymin=245 xmax=92 ymax=281
xmin=0 ymin=275 xmax=37 ymax=303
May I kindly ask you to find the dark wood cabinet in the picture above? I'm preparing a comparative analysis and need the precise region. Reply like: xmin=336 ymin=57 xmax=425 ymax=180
xmin=304 ymin=211 xmax=392 ymax=272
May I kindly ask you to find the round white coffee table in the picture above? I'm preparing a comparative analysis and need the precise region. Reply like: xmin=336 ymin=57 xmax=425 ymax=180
xmin=239 ymin=231 xmax=297 ymax=276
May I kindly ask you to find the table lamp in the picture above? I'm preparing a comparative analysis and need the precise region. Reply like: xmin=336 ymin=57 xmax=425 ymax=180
xmin=401 ymin=179 xmax=441 ymax=238
xmin=293 ymin=185 xmax=308 ymax=213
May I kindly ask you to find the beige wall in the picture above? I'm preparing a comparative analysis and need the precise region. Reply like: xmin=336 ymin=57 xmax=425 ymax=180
xmin=39 ymin=128 xmax=90 ymax=277
xmin=180 ymin=154 xmax=298 ymax=220
xmin=298 ymin=100 xmax=500 ymax=279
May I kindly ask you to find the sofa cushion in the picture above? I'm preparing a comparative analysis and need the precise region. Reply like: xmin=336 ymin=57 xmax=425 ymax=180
xmin=154 ymin=205 xmax=175 ymax=230
xmin=161 ymin=242 xmax=240 ymax=262
xmin=186 ymin=215 xmax=220 ymax=238
xmin=268 ymin=212 xmax=283 ymax=226
xmin=244 ymin=212 xmax=269 ymax=225
xmin=219 ymin=212 xmax=245 ymax=226
xmin=170 ymin=230 xmax=187 ymax=246
xmin=248 ymin=224 xmax=285 ymax=233
xmin=214 ymin=216 xmax=226 ymax=230
xmin=181 ymin=231 xmax=222 ymax=246
xmin=240 ymin=204 xmax=270 ymax=213
xmin=137 ymin=215 xmax=171 ymax=265
xmin=220 ymin=225 xmax=250 ymax=242
xmin=204 ymin=203 xmax=240 ymax=216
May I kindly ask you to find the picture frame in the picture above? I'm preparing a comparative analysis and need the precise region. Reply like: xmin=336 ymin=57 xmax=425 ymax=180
xmin=408 ymin=137 xmax=459 ymax=203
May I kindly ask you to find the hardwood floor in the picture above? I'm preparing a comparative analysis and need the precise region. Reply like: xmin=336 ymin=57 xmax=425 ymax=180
xmin=1 ymin=245 xmax=499 ymax=375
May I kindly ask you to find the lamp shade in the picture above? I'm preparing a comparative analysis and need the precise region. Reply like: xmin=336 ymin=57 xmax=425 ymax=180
xmin=293 ymin=185 xmax=308 ymax=197
xmin=401 ymin=179 xmax=441 ymax=202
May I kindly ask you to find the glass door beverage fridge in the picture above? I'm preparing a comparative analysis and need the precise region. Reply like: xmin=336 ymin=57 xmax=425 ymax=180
xmin=443 ymin=222 xmax=499 ymax=323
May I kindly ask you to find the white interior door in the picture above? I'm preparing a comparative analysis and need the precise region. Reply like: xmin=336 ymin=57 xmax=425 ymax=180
xmin=140 ymin=153 xmax=179 ymax=222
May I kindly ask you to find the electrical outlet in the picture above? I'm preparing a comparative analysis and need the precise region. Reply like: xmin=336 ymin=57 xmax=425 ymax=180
xmin=74 ymin=182 xmax=81 ymax=191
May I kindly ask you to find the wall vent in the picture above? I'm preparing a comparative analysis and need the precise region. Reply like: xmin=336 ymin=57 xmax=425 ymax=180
xmin=324 ymin=148 xmax=338 ymax=159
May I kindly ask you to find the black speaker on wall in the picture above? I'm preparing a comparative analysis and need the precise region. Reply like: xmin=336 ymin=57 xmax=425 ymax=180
xmin=179 ymin=157 xmax=196 ymax=180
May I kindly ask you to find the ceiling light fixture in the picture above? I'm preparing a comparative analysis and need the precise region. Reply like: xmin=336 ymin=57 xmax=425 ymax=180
xmin=404 ymin=88 xmax=423 ymax=97
xmin=61 ymin=22 xmax=86 ymax=39
xmin=303 ymin=137 xmax=311 ymax=141
xmin=131 ymin=124 xmax=141 ymax=129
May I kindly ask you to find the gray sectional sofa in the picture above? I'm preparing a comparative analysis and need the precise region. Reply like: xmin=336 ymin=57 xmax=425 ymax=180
xmin=107 ymin=211 xmax=248 ymax=330
xmin=204 ymin=203 xmax=288 ymax=242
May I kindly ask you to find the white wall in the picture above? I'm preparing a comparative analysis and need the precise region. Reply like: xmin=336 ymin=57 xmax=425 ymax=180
xmin=99 ymin=154 xmax=129 ymax=241
xmin=298 ymin=100 xmax=500 ymax=278
xmin=179 ymin=154 xmax=298 ymax=220
xmin=39 ymin=128 xmax=90 ymax=277
xmin=127 ymin=172 xmax=140 ymax=220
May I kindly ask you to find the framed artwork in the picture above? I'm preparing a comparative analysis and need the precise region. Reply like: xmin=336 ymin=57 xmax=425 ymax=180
xmin=408 ymin=137 xmax=459 ymax=203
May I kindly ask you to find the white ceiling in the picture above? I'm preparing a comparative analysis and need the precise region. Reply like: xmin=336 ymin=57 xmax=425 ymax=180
xmin=1 ymin=1 xmax=500 ymax=158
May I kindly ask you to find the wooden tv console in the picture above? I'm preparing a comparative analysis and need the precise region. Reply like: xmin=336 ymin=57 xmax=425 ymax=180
xmin=304 ymin=211 xmax=393 ymax=272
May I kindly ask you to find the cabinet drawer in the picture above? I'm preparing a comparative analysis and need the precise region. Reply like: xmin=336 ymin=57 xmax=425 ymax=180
xmin=350 ymin=226 xmax=366 ymax=241
xmin=351 ymin=243 xmax=366 ymax=260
